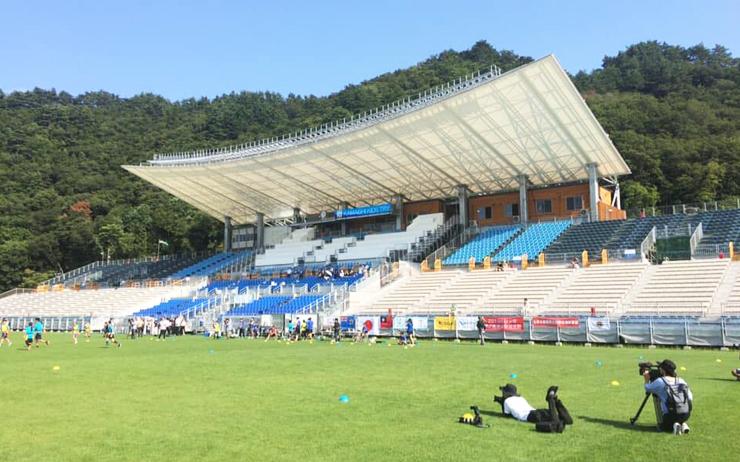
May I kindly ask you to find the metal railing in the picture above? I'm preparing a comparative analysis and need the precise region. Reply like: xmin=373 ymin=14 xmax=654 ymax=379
xmin=424 ymin=223 xmax=481 ymax=267
xmin=0 ymin=288 xmax=35 ymax=300
xmin=44 ymin=251 xmax=213 ymax=286
xmin=721 ymin=303 xmax=740 ymax=316
xmin=689 ymin=222 xmax=703 ymax=257
xmin=147 ymin=65 xmax=504 ymax=167
xmin=625 ymin=198 xmax=740 ymax=219
xmin=640 ymin=226 xmax=657 ymax=261
xmin=693 ymin=243 xmax=731 ymax=259
xmin=622 ymin=302 xmax=708 ymax=317
xmin=406 ymin=215 xmax=460 ymax=262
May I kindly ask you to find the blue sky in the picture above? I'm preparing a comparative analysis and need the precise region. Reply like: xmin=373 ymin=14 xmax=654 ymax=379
xmin=1 ymin=0 xmax=737 ymax=100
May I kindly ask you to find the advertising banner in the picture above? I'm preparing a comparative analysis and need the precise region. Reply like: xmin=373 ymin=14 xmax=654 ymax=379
xmin=392 ymin=316 xmax=428 ymax=331
xmin=587 ymin=317 xmax=611 ymax=331
xmin=335 ymin=203 xmax=393 ymax=219
xmin=340 ymin=316 xmax=355 ymax=331
xmin=434 ymin=316 xmax=456 ymax=331
xmin=456 ymin=316 xmax=478 ymax=331
xmin=356 ymin=316 xmax=380 ymax=335
xmin=483 ymin=316 xmax=524 ymax=332
xmin=532 ymin=317 xmax=580 ymax=329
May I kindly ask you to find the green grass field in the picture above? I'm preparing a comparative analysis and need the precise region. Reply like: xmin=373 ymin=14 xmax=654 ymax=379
xmin=1 ymin=333 xmax=738 ymax=461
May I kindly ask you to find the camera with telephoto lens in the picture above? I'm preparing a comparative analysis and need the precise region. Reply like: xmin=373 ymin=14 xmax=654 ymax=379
xmin=493 ymin=395 xmax=504 ymax=405
xmin=638 ymin=361 xmax=661 ymax=382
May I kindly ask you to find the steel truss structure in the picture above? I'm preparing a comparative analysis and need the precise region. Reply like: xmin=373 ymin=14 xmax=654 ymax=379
xmin=124 ymin=55 xmax=630 ymax=225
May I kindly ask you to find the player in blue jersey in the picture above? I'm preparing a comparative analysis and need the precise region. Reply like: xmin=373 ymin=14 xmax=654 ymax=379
xmin=33 ymin=318 xmax=49 ymax=347
xmin=405 ymin=318 xmax=416 ymax=346
xmin=24 ymin=322 xmax=35 ymax=351
xmin=306 ymin=317 xmax=314 ymax=340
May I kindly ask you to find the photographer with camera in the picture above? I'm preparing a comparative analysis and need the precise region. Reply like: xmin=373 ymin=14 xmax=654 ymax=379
xmin=493 ymin=384 xmax=572 ymax=432
xmin=643 ymin=359 xmax=693 ymax=435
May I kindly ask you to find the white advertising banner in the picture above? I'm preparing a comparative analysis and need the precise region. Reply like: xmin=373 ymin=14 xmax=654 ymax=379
xmin=456 ymin=316 xmax=478 ymax=331
xmin=356 ymin=316 xmax=380 ymax=335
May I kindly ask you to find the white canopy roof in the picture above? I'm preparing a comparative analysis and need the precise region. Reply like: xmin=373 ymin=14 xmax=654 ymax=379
xmin=124 ymin=55 xmax=630 ymax=225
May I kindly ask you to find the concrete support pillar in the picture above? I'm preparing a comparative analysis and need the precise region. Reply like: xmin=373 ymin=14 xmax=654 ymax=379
xmin=456 ymin=185 xmax=469 ymax=228
xmin=394 ymin=195 xmax=405 ymax=231
xmin=292 ymin=207 xmax=301 ymax=223
xmin=339 ymin=202 xmax=349 ymax=236
xmin=518 ymin=175 xmax=528 ymax=225
xmin=586 ymin=163 xmax=600 ymax=222
xmin=255 ymin=212 xmax=265 ymax=252
xmin=223 ymin=216 xmax=233 ymax=253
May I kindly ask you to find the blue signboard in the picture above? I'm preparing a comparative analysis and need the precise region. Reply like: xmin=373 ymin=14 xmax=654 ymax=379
xmin=335 ymin=203 xmax=393 ymax=219
xmin=340 ymin=316 xmax=356 ymax=331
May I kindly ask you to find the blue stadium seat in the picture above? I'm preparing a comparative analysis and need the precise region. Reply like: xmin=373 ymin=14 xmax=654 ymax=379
xmin=493 ymin=221 xmax=571 ymax=262
xmin=443 ymin=226 xmax=521 ymax=265
xmin=169 ymin=251 xmax=250 ymax=279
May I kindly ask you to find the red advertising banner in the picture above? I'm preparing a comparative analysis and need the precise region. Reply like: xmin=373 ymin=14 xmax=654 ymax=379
xmin=483 ymin=316 xmax=525 ymax=332
xmin=532 ymin=317 xmax=580 ymax=329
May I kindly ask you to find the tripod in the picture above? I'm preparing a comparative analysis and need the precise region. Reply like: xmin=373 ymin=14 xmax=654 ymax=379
xmin=629 ymin=393 xmax=651 ymax=425
xmin=630 ymin=392 xmax=662 ymax=426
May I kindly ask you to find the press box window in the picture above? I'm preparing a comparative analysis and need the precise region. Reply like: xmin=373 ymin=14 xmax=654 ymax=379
xmin=536 ymin=199 xmax=552 ymax=214
xmin=484 ymin=206 xmax=492 ymax=219
xmin=566 ymin=196 xmax=583 ymax=211
xmin=505 ymin=203 xmax=519 ymax=217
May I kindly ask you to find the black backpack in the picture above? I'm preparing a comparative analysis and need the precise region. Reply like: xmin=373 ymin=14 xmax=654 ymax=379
xmin=663 ymin=378 xmax=691 ymax=415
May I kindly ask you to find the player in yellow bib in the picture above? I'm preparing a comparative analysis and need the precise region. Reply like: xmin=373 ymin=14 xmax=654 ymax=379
xmin=84 ymin=323 xmax=92 ymax=342
xmin=72 ymin=321 xmax=80 ymax=345
xmin=0 ymin=318 xmax=12 ymax=347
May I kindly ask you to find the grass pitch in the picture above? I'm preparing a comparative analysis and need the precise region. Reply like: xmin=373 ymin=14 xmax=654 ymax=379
xmin=1 ymin=333 xmax=738 ymax=461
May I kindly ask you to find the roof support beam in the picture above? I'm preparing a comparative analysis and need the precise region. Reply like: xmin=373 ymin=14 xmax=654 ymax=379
xmin=518 ymin=72 xmax=594 ymax=168
xmin=426 ymin=123 xmax=508 ymax=190
xmin=377 ymin=126 xmax=462 ymax=192
xmin=202 ymin=166 xmax=297 ymax=211
xmin=489 ymin=85 xmax=572 ymax=183
xmin=445 ymin=110 xmax=528 ymax=183
xmin=178 ymin=175 xmax=262 ymax=216
xmin=249 ymin=157 xmax=347 ymax=209
xmin=145 ymin=174 xmax=243 ymax=223
xmin=363 ymin=144 xmax=439 ymax=199
xmin=307 ymin=145 xmax=398 ymax=197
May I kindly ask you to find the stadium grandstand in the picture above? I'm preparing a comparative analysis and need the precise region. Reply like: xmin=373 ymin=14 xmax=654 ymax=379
xmin=2 ymin=54 xmax=739 ymax=347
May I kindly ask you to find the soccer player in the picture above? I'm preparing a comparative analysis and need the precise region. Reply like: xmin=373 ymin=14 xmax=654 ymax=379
xmin=405 ymin=318 xmax=416 ymax=345
xmin=24 ymin=322 xmax=34 ymax=351
xmin=103 ymin=321 xmax=121 ymax=348
xmin=84 ymin=322 xmax=92 ymax=342
xmin=72 ymin=321 xmax=80 ymax=345
xmin=332 ymin=318 xmax=341 ymax=342
xmin=265 ymin=325 xmax=279 ymax=342
xmin=306 ymin=317 xmax=314 ymax=340
xmin=286 ymin=319 xmax=294 ymax=341
xmin=300 ymin=319 xmax=307 ymax=340
xmin=33 ymin=318 xmax=49 ymax=347
xmin=0 ymin=318 xmax=12 ymax=348
xmin=354 ymin=324 xmax=368 ymax=343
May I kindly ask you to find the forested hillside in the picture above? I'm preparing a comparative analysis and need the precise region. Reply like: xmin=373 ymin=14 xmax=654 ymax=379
xmin=0 ymin=40 xmax=737 ymax=290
